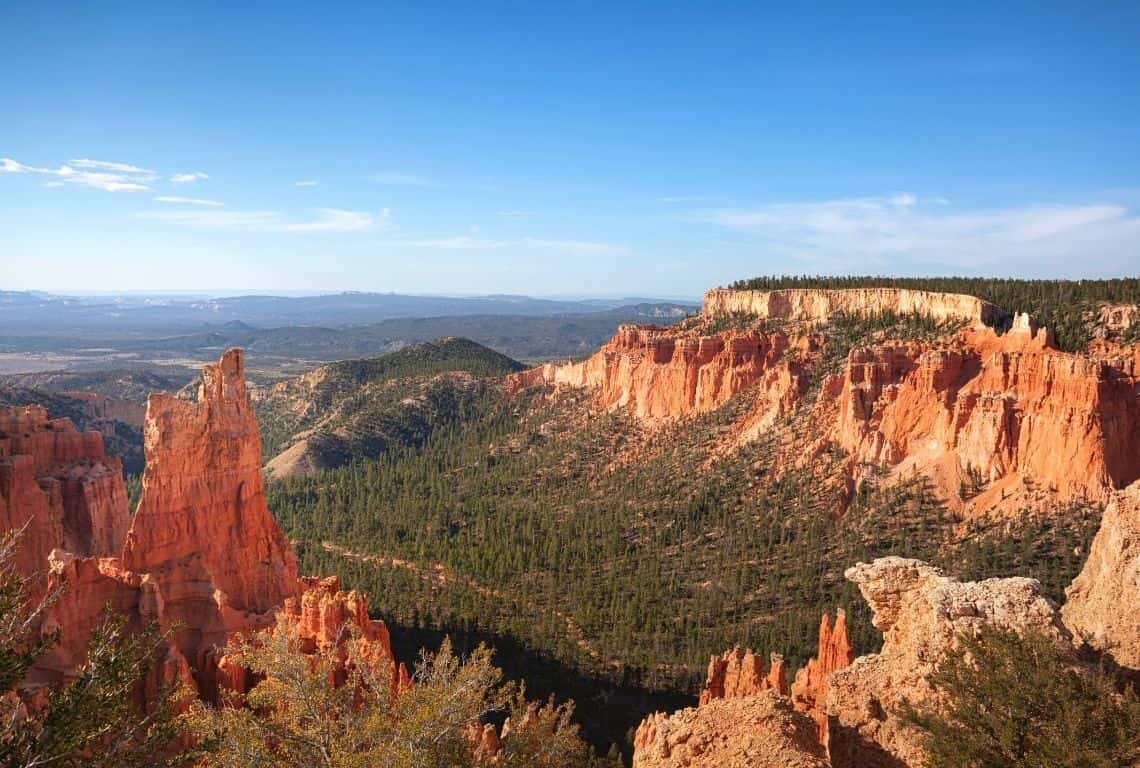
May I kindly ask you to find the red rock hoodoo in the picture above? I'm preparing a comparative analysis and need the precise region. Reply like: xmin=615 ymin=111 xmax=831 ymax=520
xmin=791 ymin=610 xmax=854 ymax=744
xmin=698 ymin=646 xmax=788 ymax=705
xmin=2 ymin=349 xmax=400 ymax=706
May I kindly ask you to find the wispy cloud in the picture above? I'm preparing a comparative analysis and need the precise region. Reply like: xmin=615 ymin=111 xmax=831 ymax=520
xmin=136 ymin=206 xmax=389 ymax=233
xmin=294 ymin=180 xmax=318 ymax=187
xmin=154 ymin=195 xmax=224 ymax=207
xmin=70 ymin=158 xmax=155 ymax=176
xmin=170 ymin=171 xmax=209 ymax=183
xmin=496 ymin=210 xmax=532 ymax=218
xmin=370 ymin=171 xmax=439 ymax=187
xmin=2 ymin=155 xmax=155 ymax=192
xmin=407 ymin=236 xmax=508 ymax=249
xmin=694 ymin=193 xmax=1140 ymax=273
xmin=287 ymin=208 xmax=386 ymax=232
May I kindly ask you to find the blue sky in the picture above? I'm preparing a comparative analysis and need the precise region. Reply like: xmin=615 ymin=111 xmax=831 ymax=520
xmin=2 ymin=1 xmax=1139 ymax=296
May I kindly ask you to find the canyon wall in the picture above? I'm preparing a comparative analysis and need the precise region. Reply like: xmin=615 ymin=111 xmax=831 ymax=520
xmin=0 ymin=405 xmax=129 ymax=574
xmin=702 ymin=288 xmax=1003 ymax=327
xmin=1062 ymin=479 xmax=1140 ymax=671
xmin=828 ymin=320 xmax=1140 ymax=507
xmin=507 ymin=324 xmax=808 ymax=422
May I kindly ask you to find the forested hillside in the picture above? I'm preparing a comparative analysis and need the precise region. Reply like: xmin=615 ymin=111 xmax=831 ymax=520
xmin=255 ymin=337 xmax=525 ymax=476
xmin=265 ymin=312 xmax=1108 ymax=752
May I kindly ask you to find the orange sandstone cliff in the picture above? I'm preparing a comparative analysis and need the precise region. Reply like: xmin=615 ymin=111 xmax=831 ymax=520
xmin=511 ymin=289 xmax=1140 ymax=516
xmin=3 ymin=349 xmax=401 ymax=704
xmin=700 ymin=287 xmax=1004 ymax=326
xmin=0 ymin=405 xmax=129 ymax=575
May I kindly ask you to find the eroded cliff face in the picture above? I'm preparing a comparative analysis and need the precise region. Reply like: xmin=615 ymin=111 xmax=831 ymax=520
xmin=278 ymin=575 xmax=410 ymax=695
xmin=826 ymin=557 xmax=1069 ymax=768
xmin=0 ymin=405 xmax=129 ymax=574
xmin=5 ymin=349 xmax=402 ymax=707
xmin=511 ymin=290 xmax=1140 ymax=518
xmin=632 ymin=689 xmax=829 ymax=768
xmin=827 ymin=318 xmax=1140 ymax=509
xmin=1062 ymin=480 xmax=1140 ymax=672
xmin=507 ymin=324 xmax=810 ymax=423
xmin=701 ymin=288 xmax=1003 ymax=327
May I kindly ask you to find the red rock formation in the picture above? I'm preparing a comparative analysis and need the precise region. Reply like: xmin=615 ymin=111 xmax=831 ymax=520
xmin=698 ymin=647 xmax=787 ymax=705
xmin=826 ymin=557 xmax=1069 ymax=768
xmin=702 ymin=287 xmax=1003 ymax=326
xmin=828 ymin=322 xmax=1140 ymax=512
xmin=632 ymin=690 xmax=828 ymax=768
xmin=507 ymin=324 xmax=807 ymax=422
xmin=0 ymin=405 xmax=129 ymax=573
xmin=791 ymin=611 xmax=854 ymax=745
xmin=4 ymin=349 xmax=410 ymax=717
xmin=120 ymin=349 xmax=299 ymax=689
xmin=278 ymin=575 xmax=410 ymax=695
xmin=123 ymin=349 xmax=298 ymax=611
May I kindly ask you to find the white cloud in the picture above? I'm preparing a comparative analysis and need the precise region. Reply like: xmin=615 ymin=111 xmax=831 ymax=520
xmin=287 ymin=208 xmax=383 ymax=232
xmin=522 ymin=238 xmax=630 ymax=257
xmin=695 ymin=193 xmax=1140 ymax=273
xmin=154 ymin=195 xmax=224 ymax=207
xmin=1 ymin=155 xmax=154 ymax=191
xmin=70 ymin=158 xmax=156 ymax=176
xmin=294 ymin=180 xmax=318 ymax=187
xmin=370 ymin=171 xmax=438 ymax=187
xmin=170 ymin=171 xmax=209 ymax=183
xmin=495 ymin=210 xmax=532 ymax=218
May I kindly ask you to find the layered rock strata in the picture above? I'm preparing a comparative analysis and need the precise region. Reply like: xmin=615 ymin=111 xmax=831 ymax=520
xmin=1062 ymin=480 xmax=1140 ymax=671
xmin=827 ymin=321 xmax=1140 ymax=507
xmin=507 ymin=325 xmax=808 ymax=422
xmin=701 ymin=288 xmax=1003 ymax=327
xmin=826 ymin=557 xmax=1069 ymax=768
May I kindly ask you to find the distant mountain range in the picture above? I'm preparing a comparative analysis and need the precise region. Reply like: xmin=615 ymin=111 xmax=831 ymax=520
xmin=0 ymin=290 xmax=698 ymax=331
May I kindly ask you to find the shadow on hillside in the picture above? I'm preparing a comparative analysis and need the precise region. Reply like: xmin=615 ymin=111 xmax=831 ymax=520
xmin=388 ymin=623 xmax=694 ymax=764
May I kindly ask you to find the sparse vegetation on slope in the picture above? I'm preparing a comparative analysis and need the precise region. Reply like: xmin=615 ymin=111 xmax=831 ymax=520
xmin=255 ymin=338 xmax=525 ymax=475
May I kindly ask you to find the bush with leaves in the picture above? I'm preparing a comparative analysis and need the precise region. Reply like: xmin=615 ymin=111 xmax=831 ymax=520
xmin=188 ymin=615 xmax=606 ymax=768
xmin=0 ymin=530 xmax=192 ymax=768
xmin=906 ymin=624 xmax=1140 ymax=768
